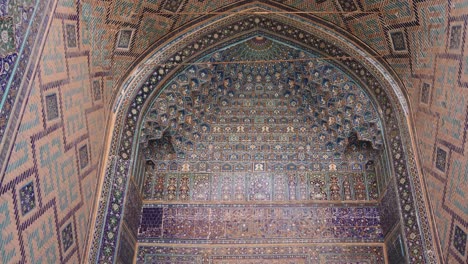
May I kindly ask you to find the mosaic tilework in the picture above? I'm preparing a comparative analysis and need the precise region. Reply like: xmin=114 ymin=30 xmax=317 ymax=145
xmin=79 ymin=145 xmax=88 ymax=169
xmin=139 ymin=208 xmax=163 ymax=237
xmin=117 ymin=229 xmax=135 ymax=264
xmin=65 ymin=24 xmax=77 ymax=49
xmin=61 ymin=223 xmax=74 ymax=252
xmin=92 ymin=80 xmax=101 ymax=101
xmin=453 ymin=225 xmax=467 ymax=256
xmin=123 ymin=179 xmax=143 ymax=240
xmin=162 ymin=0 xmax=185 ymax=13
xmin=19 ymin=181 xmax=36 ymax=215
xmin=136 ymin=245 xmax=385 ymax=264
xmin=420 ymin=82 xmax=431 ymax=105
xmin=379 ymin=185 xmax=400 ymax=237
xmin=143 ymin=172 xmax=379 ymax=202
xmin=45 ymin=93 xmax=59 ymax=121
xmin=449 ymin=25 xmax=463 ymax=50
xmin=138 ymin=204 xmax=383 ymax=243
xmin=389 ymin=30 xmax=407 ymax=52
xmin=139 ymin=39 xmax=384 ymax=204
xmin=386 ymin=230 xmax=406 ymax=264
xmin=336 ymin=0 xmax=358 ymax=12
xmin=0 ymin=17 xmax=16 ymax=55
xmin=116 ymin=29 xmax=133 ymax=50
xmin=435 ymin=147 xmax=447 ymax=173
xmin=0 ymin=0 xmax=106 ymax=263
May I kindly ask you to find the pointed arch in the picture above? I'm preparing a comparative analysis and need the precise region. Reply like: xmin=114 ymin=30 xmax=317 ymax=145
xmin=86 ymin=3 xmax=440 ymax=263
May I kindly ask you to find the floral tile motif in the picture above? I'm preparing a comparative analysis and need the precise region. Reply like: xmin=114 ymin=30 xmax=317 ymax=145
xmin=19 ymin=181 xmax=36 ymax=215
xmin=0 ymin=17 xmax=16 ymax=56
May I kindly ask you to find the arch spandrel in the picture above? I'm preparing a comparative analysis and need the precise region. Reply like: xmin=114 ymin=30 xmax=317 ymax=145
xmin=88 ymin=3 xmax=439 ymax=263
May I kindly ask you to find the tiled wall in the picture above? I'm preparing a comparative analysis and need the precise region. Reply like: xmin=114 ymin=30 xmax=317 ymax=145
xmin=0 ymin=0 xmax=467 ymax=263
xmin=117 ymin=179 xmax=142 ymax=264
xmin=0 ymin=0 xmax=107 ymax=262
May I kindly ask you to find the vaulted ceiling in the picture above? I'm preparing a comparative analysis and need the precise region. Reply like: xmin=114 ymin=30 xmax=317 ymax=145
xmin=139 ymin=36 xmax=384 ymax=202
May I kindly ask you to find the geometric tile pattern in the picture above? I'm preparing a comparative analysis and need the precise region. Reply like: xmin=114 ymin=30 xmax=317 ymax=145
xmin=138 ymin=208 xmax=163 ymax=237
xmin=22 ymin=204 xmax=59 ymax=264
xmin=0 ymin=1 xmax=105 ymax=263
xmin=2 ymin=0 xmax=468 ymax=263
xmin=0 ymin=0 xmax=53 ymax=151
xmin=162 ymin=0 xmax=184 ymax=13
xmin=0 ymin=194 xmax=22 ymax=263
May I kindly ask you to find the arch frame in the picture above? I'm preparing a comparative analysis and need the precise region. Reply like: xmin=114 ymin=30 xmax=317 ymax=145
xmin=85 ymin=3 xmax=441 ymax=263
